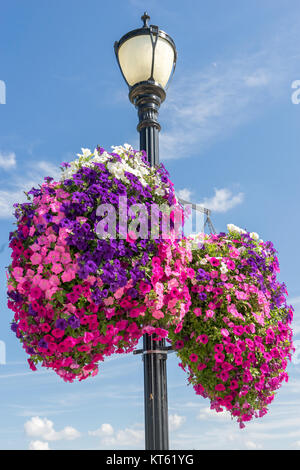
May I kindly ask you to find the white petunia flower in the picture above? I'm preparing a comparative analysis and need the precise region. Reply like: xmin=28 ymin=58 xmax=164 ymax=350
xmin=227 ymin=223 xmax=237 ymax=232
xmin=189 ymin=232 xmax=205 ymax=240
xmin=77 ymin=148 xmax=92 ymax=158
xmin=123 ymin=143 xmax=133 ymax=150
xmin=220 ymin=263 xmax=228 ymax=274
xmin=155 ymin=188 xmax=165 ymax=196
xmin=250 ymin=232 xmax=259 ymax=240
xmin=111 ymin=143 xmax=133 ymax=155
xmin=227 ymin=223 xmax=246 ymax=234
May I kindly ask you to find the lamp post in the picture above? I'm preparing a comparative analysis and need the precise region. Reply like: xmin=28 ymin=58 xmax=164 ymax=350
xmin=114 ymin=13 xmax=177 ymax=450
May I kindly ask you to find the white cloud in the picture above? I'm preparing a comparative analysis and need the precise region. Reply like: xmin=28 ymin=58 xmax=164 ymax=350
xmin=89 ymin=422 xmax=144 ymax=448
xmin=24 ymin=416 xmax=80 ymax=442
xmin=88 ymin=423 xmax=114 ymax=438
xmin=245 ymin=440 xmax=263 ymax=450
xmin=169 ymin=414 xmax=186 ymax=431
xmin=198 ymin=188 xmax=244 ymax=213
xmin=289 ymin=296 xmax=300 ymax=305
xmin=0 ymin=160 xmax=60 ymax=218
xmin=0 ymin=152 xmax=16 ymax=170
xmin=176 ymin=187 xmax=244 ymax=220
xmin=177 ymin=188 xmax=193 ymax=201
xmin=114 ymin=428 xmax=144 ymax=446
xmin=197 ymin=406 xmax=231 ymax=421
xmin=288 ymin=297 xmax=300 ymax=337
xmin=29 ymin=440 xmax=50 ymax=450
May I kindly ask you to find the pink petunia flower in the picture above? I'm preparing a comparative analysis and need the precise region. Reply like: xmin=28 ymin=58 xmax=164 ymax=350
xmin=152 ymin=310 xmax=164 ymax=320
xmin=30 ymin=253 xmax=42 ymax=265
xmin=52 ymin=263 xmax=63 ymax=274
xmin=194 ymin=307 xmax=202 ymax=317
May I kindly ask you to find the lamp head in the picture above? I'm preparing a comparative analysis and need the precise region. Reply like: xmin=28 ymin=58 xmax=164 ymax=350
xmin=114 ymin=12 xmax=177 ymax=101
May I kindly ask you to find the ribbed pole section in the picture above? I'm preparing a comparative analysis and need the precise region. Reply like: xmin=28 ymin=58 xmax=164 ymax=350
xmin=139 ymin=120 xmax=160 ymax=167
xmin=130 ymin=82 xmax=169 ymax=450
xmin=142 ymin=335 xmax=169 ymax=449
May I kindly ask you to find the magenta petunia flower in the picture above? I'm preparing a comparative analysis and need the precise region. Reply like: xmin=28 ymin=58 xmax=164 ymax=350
xmin=226 ymin=260 xmax=236 ymax=270
xmin=189 ymin=353 xmax=198 ymax=363
xmin=214 ymin=344 xmax=224 ymax=353
xmin=215 ymin=384 xmax=225 ymax=392
xmin=198 ymin=334 xmax=209 ymax=344
xmin=214 ymin=352 xmax=225 ymax=363
xmin=30 ymin=286 xmax=43 ymax=300
xmin=209 ymin=257 xmax=220 ymax=267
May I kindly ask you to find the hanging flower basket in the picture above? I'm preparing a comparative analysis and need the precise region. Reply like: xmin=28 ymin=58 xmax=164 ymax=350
xmin=7 ymin=144 xmax=190 ymax=382
xmin=168 ymin=226 xmax=294 ymax=427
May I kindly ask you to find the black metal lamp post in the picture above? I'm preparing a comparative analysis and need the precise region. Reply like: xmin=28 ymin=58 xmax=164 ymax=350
xmin=114 ymin=13 xmax=177 ymax=450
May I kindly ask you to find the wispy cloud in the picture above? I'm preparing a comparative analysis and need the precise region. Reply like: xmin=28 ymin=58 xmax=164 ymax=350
xmin=176 ymin=188 xmax=193 ymax=201
xmin=288 ymin=296 xmax=300 ymax=337
xmin=0 ymin=156 xmax=60 ymax=218
xmin=0 ymin=152 xmax=16 ymax=170
xmin=197 ymin=406 xmax=231 ymax=422
xmin=169 ymin=413 xmax=186 ymax=431
xmin=289 ymin=296 xmax=300 ymax=306
xmin=160 ymin=18 xmax=300 ymax=160
xmin=245 ymin=440 xmax=263 ymax=449
xmin=160 ymin=58 xmax=271 ymax=160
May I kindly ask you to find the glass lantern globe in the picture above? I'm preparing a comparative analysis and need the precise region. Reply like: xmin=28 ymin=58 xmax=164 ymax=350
xmin=114 ymin=13 xmax=177 ymax=94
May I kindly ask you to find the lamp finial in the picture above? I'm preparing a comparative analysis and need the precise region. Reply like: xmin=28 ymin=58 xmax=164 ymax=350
xmin=141 ymin=12 xmax=150 ymax=28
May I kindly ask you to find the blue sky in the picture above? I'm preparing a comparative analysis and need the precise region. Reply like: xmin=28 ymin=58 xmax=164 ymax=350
xmin=0 ymin=0 xmax=300 ymax=450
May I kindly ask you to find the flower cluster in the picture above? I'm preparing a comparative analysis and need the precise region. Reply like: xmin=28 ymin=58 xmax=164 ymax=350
xmin=7 ymin=144 xmax=189 ymax=382
xmin=143 ymin=237 xmax=193 ymax=332
xmin=168 ymin=225 xmax=294 ymax=427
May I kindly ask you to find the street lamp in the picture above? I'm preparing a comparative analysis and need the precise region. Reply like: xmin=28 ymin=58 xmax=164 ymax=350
xmin=114 ymin=13 xmax=177 ymax=450
xmin=114 ymin=12 xmax=177 ymax=166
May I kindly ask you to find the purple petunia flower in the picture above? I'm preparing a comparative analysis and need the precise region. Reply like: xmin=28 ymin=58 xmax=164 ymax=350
xmin=127 ymin=288 xmax=138 ymax=299
xmin=55 ymin=318 xmax=68 ymax=331
xmin=28 ymin=304 xmax=37 ymax=317
xmin=198 ymin=293 xmax=207 ymax=301
xmin=11 ymin=322 xmax=18 ymax=333
xmin=68 ymin=316 xmax=81 ymax=329
xmin=38 ymin=339 xmax=48 ymax=349
xmin=84 ymin=260 xmax=98 ymax=274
